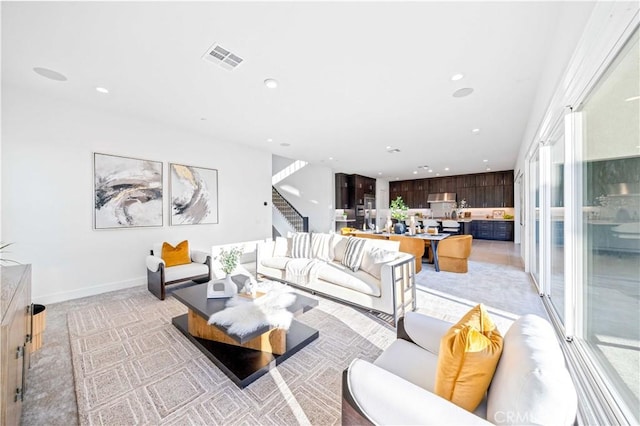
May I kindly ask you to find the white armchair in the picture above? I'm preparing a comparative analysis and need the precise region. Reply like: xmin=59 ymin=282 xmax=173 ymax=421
xmin=342 ymin=312 xmax=577 ymax=425
xmin=146 ymin=243 xmax=211 ymax=300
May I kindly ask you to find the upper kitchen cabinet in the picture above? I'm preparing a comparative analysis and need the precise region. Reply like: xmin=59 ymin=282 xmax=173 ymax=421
xmin=428 ymin=177 xmax=455 ymax=193
xmin=495 ymin=170 xmax=514 ymax=186
xmin=412 ymin=179 xmax=428 ymax=208
xmin=354 ymin=175 xmax=376 ymax=206
xmin=335 ymin=173 xmax=352 ymax=209
xmin=456 ymin=174 xmax=476 ymax=189
xmin=336 ymin=173 xmax=376 ymax=209
xmin=476 ymin=173 xmax=496 ymax=187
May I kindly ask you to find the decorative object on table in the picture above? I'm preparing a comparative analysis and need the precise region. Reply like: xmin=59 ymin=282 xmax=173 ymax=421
xmin=390 ymin=196 xmax=409 ymax=234
xmin=408 ymin=216 xmax=417 ymax=236
xmin=492 ymin=210 xmax=505 ymax=219
xmin=93 ymin=152 xmax=163 ymax=229
xmin=207 ymin=277 xmax=238 ymax=298
xmin=207 ymin=282 xmax=297 ymax=334
xmin=385 ymin=217 xmax=393 ymax=233
xmin=169 ymin=163 xmax=219 ymax=225
xmin=243 ymin=276 xmax=256 ymax=296
xmin=207 ymin=246 xmax=244 ymax=298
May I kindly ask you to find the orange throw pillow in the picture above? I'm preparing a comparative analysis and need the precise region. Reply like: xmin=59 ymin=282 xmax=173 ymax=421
xmin=434 ymin=304 xmax=503 ymax=412
xmin=161 ymin=240 xmax=191 ymax=267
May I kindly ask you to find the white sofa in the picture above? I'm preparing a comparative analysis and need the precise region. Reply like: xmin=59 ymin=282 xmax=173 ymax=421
xmin=256 ymin=233 xmax=416 ymax=323
xmin=343 ymin=312 xmax=578 ymax=425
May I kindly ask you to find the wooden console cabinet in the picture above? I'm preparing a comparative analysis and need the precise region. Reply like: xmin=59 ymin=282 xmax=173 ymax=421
xmin=1 ymin=265 xmax=32 ymax=426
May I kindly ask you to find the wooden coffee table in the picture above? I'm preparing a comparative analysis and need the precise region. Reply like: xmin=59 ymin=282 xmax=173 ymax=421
xmin=172 ymin=280 xmax=319 ymax=388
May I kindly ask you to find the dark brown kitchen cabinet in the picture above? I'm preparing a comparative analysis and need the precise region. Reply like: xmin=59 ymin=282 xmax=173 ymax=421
xmin=503 ymin=184 xmax=514 ymax=207
xmin=456 ymin=174 xmax=475 ymax=189
xmin=476 ymin=173 xmax=496 ymax=187
xmin=412 ymin=179 xmax=428 ymax=208
xmin=457 ymin=187 xmax=476 ymax=207
xmin=495 ymin=171 xmax=514 ymax=186
xmin=336 ymin=173 xmax=376 ymax=209
xmin=335 ymin=173 xmax=351 ymax=209
xmin=428 ymin=177 xmax=454 ymax=193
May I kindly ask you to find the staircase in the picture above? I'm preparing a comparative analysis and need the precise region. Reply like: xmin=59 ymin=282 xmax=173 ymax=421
xmin=272 ymin=186 xmax=308 ymax=237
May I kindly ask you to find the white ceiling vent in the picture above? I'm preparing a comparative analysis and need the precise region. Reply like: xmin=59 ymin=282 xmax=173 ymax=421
xmin=202 ymin=43 xmax=243 ymax=71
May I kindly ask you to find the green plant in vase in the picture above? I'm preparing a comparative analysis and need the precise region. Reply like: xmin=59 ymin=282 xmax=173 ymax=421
xmin=217 ymin=246 xmax=244 ymax=276
xmin=390 ymin=197 xmax=409 ymax=234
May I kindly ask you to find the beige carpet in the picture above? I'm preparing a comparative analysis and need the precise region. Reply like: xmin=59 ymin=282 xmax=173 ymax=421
xmin=67 ymin=287 xmax=395 ymax=425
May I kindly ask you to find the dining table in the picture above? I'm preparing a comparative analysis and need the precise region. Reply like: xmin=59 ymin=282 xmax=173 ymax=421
xmin=350 ymin=231 xmax=450 ymax=272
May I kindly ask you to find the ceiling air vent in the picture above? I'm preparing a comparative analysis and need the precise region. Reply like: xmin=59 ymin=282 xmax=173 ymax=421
xmin=202 ymin=43 xmax=243 ymax=71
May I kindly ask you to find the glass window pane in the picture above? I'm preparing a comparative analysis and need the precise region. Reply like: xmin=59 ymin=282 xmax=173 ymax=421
xmin=579 ymin=28 xmax=639 ymax=420
xmin=531 ymin=150 xmax=541 ymax=288
xmin=549 ymin=135 xmax=565 ymax=322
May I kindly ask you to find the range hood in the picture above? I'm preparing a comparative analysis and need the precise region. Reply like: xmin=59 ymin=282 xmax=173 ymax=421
xmin=427 ymin=193 xmax=456 ymax=203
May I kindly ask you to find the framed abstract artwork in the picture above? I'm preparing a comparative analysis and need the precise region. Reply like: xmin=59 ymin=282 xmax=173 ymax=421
xmin=170 ymin=163 xmax=219 ymax=225
xmin=93 ymin=153 xmax=163 ymax=229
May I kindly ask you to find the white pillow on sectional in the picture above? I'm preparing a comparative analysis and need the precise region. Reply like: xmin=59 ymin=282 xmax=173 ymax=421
xmin=273 ymin=237 xmax=290 ymax=257
xmin=360 ymin=247 xmax=398 ymax=279
xmin=311 ymin=233 xmax=333 ymax=262
xmin=332 ymin=235 xmax=349 ymax=262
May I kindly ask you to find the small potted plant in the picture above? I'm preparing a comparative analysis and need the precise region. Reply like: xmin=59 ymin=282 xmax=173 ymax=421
xmin=209 ymin=246 xmax=244 ymax=297
xmin=390 ymin=196 xmax=409 ymax=234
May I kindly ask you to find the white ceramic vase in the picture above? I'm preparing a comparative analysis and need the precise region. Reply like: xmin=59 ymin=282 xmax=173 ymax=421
xmin=224 ymin=274 xmax=238 ymax=297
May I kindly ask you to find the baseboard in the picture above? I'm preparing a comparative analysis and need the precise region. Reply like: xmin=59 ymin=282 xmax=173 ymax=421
xmin=33 ymin=276 xmax=146 ymax=305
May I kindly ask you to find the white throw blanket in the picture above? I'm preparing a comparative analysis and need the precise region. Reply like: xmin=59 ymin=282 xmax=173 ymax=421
xmin=207 ymin=281 xmax=297 ymax=335
xmin=285 ymin=258 xmax=324 ymax=285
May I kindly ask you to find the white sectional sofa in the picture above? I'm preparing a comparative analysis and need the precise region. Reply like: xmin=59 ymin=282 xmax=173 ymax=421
xmin=342 ymin=312 xmax=577 ymax=425
xmin=256 ymin=232 xmax=416 ymax=323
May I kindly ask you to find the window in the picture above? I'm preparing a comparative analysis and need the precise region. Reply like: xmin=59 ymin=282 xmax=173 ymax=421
xmin=576 ymin=28 xmax=639 ymax=420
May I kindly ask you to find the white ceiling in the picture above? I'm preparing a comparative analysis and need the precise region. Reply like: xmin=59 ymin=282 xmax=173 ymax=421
xmin=2 ymin=1 xmax=596 ymax=180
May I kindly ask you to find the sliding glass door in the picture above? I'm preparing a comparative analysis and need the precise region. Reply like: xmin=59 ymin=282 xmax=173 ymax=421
xmin=576 ymin=28 xmax=639 ymax=419
xmin=548 ymin=129 xmax=565 ymax=323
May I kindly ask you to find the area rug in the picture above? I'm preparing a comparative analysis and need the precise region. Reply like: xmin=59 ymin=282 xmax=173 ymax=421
xmin=67 ymin=287 xmax=395 ymax=425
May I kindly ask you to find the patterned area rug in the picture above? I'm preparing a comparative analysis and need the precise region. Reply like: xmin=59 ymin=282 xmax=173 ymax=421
xmin=67 ymin=287 xmax=395 ymax=425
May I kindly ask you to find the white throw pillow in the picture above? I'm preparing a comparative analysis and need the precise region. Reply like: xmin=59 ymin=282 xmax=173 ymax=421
xmin=273 ymin=237 xmax=290 ymax=257
xmin=290 ymin=232 xmax=311 ymax=258
xmin=360 ymin=247 xmax=398 ymax=279
xmin=332 ymin=235 xmax=349 ymax=261
xmin=341 ymin=237 xmax=367 ymax=272
xmin=311 ymin=233 xmax=334 ymax=262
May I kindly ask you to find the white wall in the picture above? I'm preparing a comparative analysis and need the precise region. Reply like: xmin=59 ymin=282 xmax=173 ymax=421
xmin=2 ymin=87 xmax=272 ymax=304
xmin=272 ymin=155 xmax=334 ymax=233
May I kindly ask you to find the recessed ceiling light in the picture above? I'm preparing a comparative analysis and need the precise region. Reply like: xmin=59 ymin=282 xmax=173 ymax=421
xmin=267 ymin=138 xmax=273 ymax=142
xmin=96 ymin=87 xmax=109 ymax=94
xmin=428 ymin=169 xmax=433 ymax=173
xmin=33 ymin=67 xmax=67 ymax=81
xmin=625 ymin=95 xmax=640 ymax=102
xmin=453 ymin=88 xmax=474 ymax=98
xmin=451 ymin=73 xmax=464 ymax=81
xmin=472 ymin=128 xmax=480 ymax=133
xmin=395 ymin=177 xmax=400 ymax=180
xmin=387 ymin=148 xmax=401 ymax=154
xmin=413 ymin=171 xmax=418 ymax=174
xmin=386 ymin=146 xmax=392 ymax=150
xmin=436 ymin=173 xmax=440 ymax=176
xmin=264 ymin=78 xmax=278 ymax=89
xmin=483 ymin=159 xmax=488 ymax=162
xmin=378 ymin=172 xmax=382 ymax=175
xmin=444 ymin=167 xmax=450 ymax=171
xmin=329 ymin=157 xmax=334 ymax=160
xmin=280 ymin=142 xmax=290 ymax=147
xmin=486 ymin=167 xmax=491 ymax=171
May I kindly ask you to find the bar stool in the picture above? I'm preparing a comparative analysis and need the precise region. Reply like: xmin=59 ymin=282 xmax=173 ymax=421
xmin=441 ymin=220 xmax=461 ymax=235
